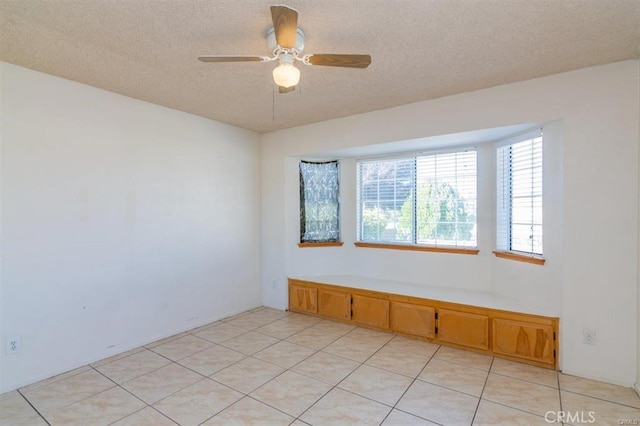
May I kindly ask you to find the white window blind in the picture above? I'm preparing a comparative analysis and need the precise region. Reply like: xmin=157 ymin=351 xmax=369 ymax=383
xmin=357 ymin=149 xmax=477 ymax=247
xmin=357 ymin=158 xmax=415 ymax=243
xmin=496 ymin=135 xmax=543 ymax=255
xmin=415 ymin=151 xmax=477 ymax=246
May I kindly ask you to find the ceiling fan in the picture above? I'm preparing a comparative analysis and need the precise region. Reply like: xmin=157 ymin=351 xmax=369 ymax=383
xmin=198 ymin=5 xmax=371 ymax=94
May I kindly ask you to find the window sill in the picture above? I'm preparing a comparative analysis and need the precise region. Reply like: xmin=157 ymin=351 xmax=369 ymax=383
xmin=493 ymin=251 xmax=546 ymax=265
xmin=354 ymin=242 xmax=479 ymax=255
xmin=298 ymin=242 xmax=344 ymax=248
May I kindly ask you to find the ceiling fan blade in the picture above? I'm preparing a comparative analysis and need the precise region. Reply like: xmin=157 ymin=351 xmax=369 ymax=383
xmin=270 ymin=5 xmax=298 ymax=49
xmin=198 ymin=55 xmax=267 ymax=63
xmin=307 ymin=54 xmax=371 ymax=69
xmin=279 ymin=85 xmax=295 ymax=94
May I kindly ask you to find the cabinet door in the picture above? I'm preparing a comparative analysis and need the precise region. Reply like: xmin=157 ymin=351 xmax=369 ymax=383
xmin=318 ymin=289 xmax=351 ymax=321
xmin=437 ymin=308 xmax=489 ymax=350
xmin=288 ymin=283 xmax=318 ymax=314
xmin=352 ymin=294 xmax=389 ymax=329
xmin=492 ymin=318 xmax=555 ymax=365
xmin=390 ymin=302 xmax=435 ymax=339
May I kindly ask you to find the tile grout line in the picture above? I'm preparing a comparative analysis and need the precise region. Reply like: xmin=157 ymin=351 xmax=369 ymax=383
xmin=142 ymin=346 xmax=213 ymax=379
xmin=469 ymin=356 xmax=495 ymax=425
xmin=558 ymin=368 xmax=564 ymax=424
xmin=270 ymin=330 xmax=362 ymax=424
xmin=559 ymin=387 xmax=640 ymax=410
xmin=104 ymin=405 xmax=175 ymax=426
xmin=293 ymin=377 xmax=342 ymax=423
xmin=97 ymin=348 xmax=174 ymax=383
xmin=420 ymin=347 xmax=561 ymax=421
xmin=22 ymin=367 xmax=124 ymax=425
xmin=223 ymin=354 xmax=321 ymax=422
xmin=285 ymin=331 xmax=343 ymax=352
xmin=246 ymin=394 xmax=305 ymax=422
xmin=178 ymin=313 xmax=322 ymax=414
xmin=41 ymin=364 xmax=155 ymax=425
xmin=333 ymin=332 xmax=437 ymax=424
xmin=472 ymin=362 xmax=561 ymax=421
xmin=380 ymin=343 xmax=445 ymax=425
xmin=431 ymin=354 xmax=497 ymax=373
xmin=89 ymin=364 xmax=179 ymax=426
xmin=196 ymin=362 xmax=297 ymax=424
xmin=292 ymin=328 xmax=396 ymax=424
xmin=488 ymin=369 xmax=560 ymax=390
xmin=412 ymin=369 xmax=489 ymax=399
xmin=108 ymin=309 xmax=295 ymax=425
xmin=187 ymin=314 xmax=314 ymax=424
xmin=475 ymin=398 xmax=553 ymax=421
xmin=92 ymin=349 xmax=236 ymax=425
xmin=214 ymin=330 xmax=285 ymax=354
xmin=16 ymin=389 xmax=52 ymax=426
xmin=197 ymin=320 xmax=335 ymax=424
xmin=18 ymin=365 xmax=92 ymax=393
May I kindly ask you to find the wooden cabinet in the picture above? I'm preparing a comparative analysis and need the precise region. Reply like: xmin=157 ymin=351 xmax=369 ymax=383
xmin=390 ymin=301 xmax=435 ymax=339
xmin=288 ymin=282 xmax=317 ymax=314
xmin=437 ymin=308 xmax=489 ymax=350
xmin=318 ymin=288 xmax=351 ymax=321
xmin=352 ymin=294 xmax=389 ymax=329
xmin=288 ymin=278 xmax=559 ymax=369
xmin=301 ymin=284 xmax=390 ymax=328
xmin=492 ymin=317 xmax=556 ymax=365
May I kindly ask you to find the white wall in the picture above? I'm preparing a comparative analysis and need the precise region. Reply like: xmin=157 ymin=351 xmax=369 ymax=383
xmin=0 ymin=62 xmax=262 ymax=393
xmin=637 ymin=60 xmax=640 ymax=396
xmin=261 ymin=60 xmax=639 ymax=386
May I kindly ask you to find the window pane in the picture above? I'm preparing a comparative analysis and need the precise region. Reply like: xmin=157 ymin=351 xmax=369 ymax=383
xmin=415 ymin=151 xmax=477 ymax=247
xmin=300 ymin=161 xmax=339 ymax=242
xmin=496 ymin=135 xmax=543 ymax=255
xmin=358 ymin=158 xmax=414 ymax=243
xmin=357 ymin=149 xmax=477 ymax=248
xmin=511 ymin=224 xmax=535 ymax=252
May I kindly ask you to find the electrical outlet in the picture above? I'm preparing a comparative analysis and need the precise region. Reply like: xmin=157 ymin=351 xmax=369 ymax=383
xmin=583 ymin=328 xmax=596 ymax=345
xmin=5 ymin=337 xmax=20 ymax=355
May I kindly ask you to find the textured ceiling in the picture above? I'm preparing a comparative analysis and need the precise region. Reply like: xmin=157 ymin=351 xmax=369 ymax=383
xmin=1 ymin=0 xmax=639 ymax=133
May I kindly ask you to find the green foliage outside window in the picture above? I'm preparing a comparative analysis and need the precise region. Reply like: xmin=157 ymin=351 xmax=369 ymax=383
xmin=398 ymin=181 xmax=474 ymax=242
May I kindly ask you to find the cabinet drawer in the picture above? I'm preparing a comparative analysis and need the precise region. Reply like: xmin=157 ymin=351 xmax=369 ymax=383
xmin=437 ymin=309 xmax=489 ymax=350
xmin=390 ymin=302 xmax=435 ymax=339
xmin=352 ymin=294 xmax=389 ymax=329
xmin=492 ymin=318 xmax=555 ymax=365
xmin=318 ymin=289 xmax=351 ymax=320
xmin=289 ymin=283 xmax=317 ymax=314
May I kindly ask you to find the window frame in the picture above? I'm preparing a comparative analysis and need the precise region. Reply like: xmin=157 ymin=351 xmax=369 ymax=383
xmin=495 ymin=130 xmax=545 ymax=263
xmin=355 ymin=147 xmax=478 ymax=253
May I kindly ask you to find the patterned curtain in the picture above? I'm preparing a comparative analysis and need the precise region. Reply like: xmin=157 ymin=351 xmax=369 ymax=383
xmin=299 ymin=161 xmax=340 ymax=242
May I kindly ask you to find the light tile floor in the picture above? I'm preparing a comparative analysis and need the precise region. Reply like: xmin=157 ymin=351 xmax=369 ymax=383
xmin=2 ymin=306 xmax=640 ymax=425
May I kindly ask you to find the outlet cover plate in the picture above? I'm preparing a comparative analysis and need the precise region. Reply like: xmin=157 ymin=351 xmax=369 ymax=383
xmin=582 ymin=329 xmax=596 ymax=345
xmin=5 ymin=337 xmax=20 ymax=355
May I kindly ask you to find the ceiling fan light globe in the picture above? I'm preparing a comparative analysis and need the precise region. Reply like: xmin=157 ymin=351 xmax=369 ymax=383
xmin=272 ymin=63 xmax=300 ymax=88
